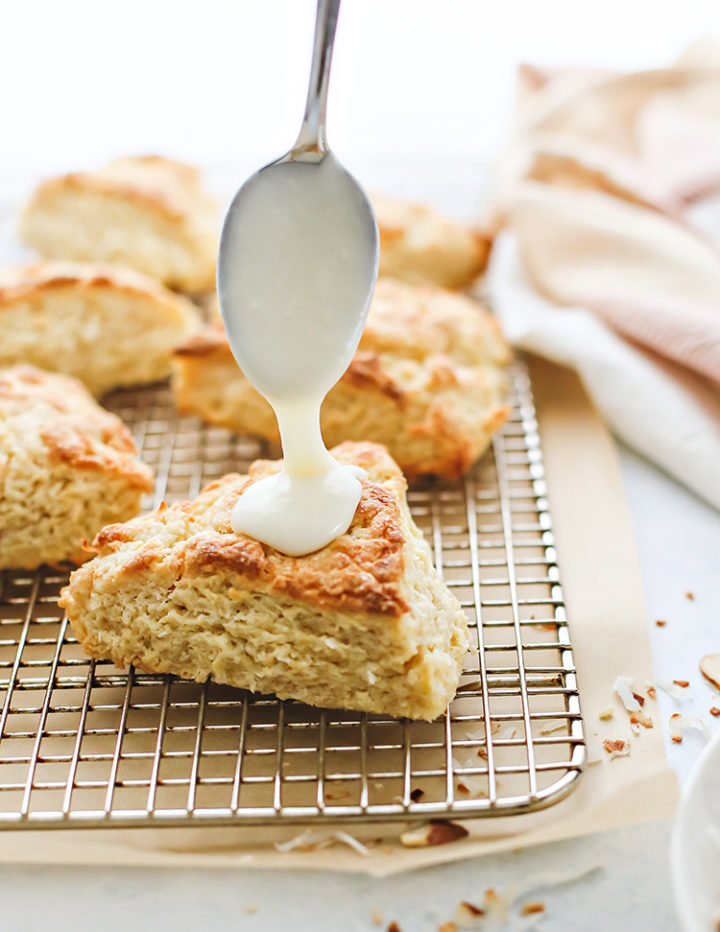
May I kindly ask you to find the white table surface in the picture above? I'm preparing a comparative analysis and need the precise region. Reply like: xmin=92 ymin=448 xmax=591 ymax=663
xmin=0 ymin=446 xmax=717 ymax=932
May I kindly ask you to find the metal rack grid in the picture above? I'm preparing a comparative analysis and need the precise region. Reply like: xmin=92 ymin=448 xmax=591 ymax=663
xmin=0 ymin=360 xmax=584 ymax=829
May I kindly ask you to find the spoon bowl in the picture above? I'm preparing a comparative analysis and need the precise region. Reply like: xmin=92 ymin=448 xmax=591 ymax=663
xmin=218 ymin=150 xmax=378 ymax=402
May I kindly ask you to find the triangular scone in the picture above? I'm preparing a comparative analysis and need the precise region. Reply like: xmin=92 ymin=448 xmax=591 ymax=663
xmin=21 ymin=156 xmax=218 ymax=292
xmin=372 ymin=193 xmax=491 ymax=289
xmin=61 ymin=443 xmax=469 ymax=721
xmin=0 ymin=262 xmax=200 ymax=395
xmin=0 ymin=366 xmax=153 ymax=569
xmin=173 ymin=278 xmax=510 ymax=479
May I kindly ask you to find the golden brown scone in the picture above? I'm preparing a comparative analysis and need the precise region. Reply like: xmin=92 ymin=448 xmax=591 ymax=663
xmin=173 ymin=278 xmax=510 ymax=479
xmin=0 ymin=261 xmax=200 ymax=395
xmin=60 ymin=442 xmax=468 ymax=720
xmin=0 ymin=366 xmax=153 ymax=570
xmin=21 ymin=156 xmax=218 ymax=292
xmin=373 ymin=193 xmax=491 ymax=289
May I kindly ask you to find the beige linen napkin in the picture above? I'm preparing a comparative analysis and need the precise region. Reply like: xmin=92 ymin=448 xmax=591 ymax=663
xmin=490 ymin=42 xmax=720 ymax=509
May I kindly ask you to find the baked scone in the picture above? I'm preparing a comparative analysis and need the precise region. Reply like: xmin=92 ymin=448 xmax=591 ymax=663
xmin=373 ymin=193 xmax=491 ymax=289
xmin=0 ymin=366 xmax=153 ymax=570
xmin=173 ymin=278 xmax=510 ymax=479
xmin=60 ymin=442 xmax=468 ymax=720
xmin=0 ymin=261 xmax=200 ymax=395
xmin=21 ymin=156 xmax=218 ymax=292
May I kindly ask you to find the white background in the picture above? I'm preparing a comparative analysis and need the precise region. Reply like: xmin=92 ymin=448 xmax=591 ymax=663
xmin=2 ymin=2 xmax=720 ymax=929
xmin=3 ymin=0 xmax=720 ymax=181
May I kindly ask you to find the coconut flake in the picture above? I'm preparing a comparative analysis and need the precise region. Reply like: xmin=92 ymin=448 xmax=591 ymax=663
xmin=482 ymin=887 xmax=510 ymax=925
xmin=520 ymin=901 xmax=546 ymax=916
xmin=669 ymin=713 xmax=710 ymax=744
xmin=274 ymin=830 xmax=318 ymax=853
xmin=603 ymin=738 xmax=630 ymax=758
xmin=613 ymin=676 xmax=641 ymax=713
xmin=274 ymin=828 xmax=370 ymax=856
xmin=540 ymin=720 xmax=568 ymax=735
xmin=400 ymin=820 xmax=468 ymax=848
xmin=331 ymin=830 xmax=371 ymax=857
xmin=629 ymin=709 xmax=653 ymax=729
xmin=454 ymin=721 xmax=487 ymax=742
xmin=700 ymin=654 xmax=720 ymax=691
xmin=454 ymin=900 xmax=485 ymax=926
xmin=455 ymin=774 xmax=488 ymax=798
xmin=656 ymin=678 xmax=690 ymax=702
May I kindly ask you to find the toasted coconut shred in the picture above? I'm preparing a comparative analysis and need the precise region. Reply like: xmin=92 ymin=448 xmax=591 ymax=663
xmin=613 ymin=676 xmax=642 ymax=713
xmin=668 ymin=713 xmax=710 ymax=744
xmin=456 ymin=900 xmax=485 ymax=921
xmin=700 ymin=654 xmax=720 ymax=691
xmin=603 ymin=738 xmax=630 ymax=759
xmin=656 ymin=677 xmax=691 ymax=702
xmin=629 ymin=709 xmax=653 ymax=730
xmin=274 ymin=828 xmax=370 ymax=856
xmin=451 ymin=760 xmax=488 ymax=799
xmin=400 ymin=820 xmax=469 ymax=848
xmin=520 ymin=902 xmax=546 ymax=916
xmin=539 ymin=720 xmax=568 ymax=735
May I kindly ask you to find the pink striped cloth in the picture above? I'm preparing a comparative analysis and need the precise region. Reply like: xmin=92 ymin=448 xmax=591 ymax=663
xmin=489 ymin=42 xmax=720 ymax=507
xmin=495 ymin=40 xmax=720 ymax=387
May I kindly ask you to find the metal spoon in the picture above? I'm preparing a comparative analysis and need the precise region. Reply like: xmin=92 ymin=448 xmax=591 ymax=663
xmin=217 ymin=0 xmax=379 ymax=404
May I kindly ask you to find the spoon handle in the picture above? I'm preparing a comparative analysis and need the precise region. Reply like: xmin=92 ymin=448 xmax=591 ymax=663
xmin=295 ymin=0 xmax=341 ymax=155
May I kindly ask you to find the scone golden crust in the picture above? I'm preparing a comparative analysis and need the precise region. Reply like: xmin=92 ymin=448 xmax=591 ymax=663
xmin=173 ymin=278 xmax=511 ymax=479
xmin=0 ymin=261 xmax=200 ymax=395
xmin=0 ymin=366 xmax=153 ymax=569
xmin=21 ymin=156 xmax=218 ymax=292
xmin=373 ymin=193 xmax=490 ymax=289
xmin=60 ymin=442 xmax=469 ymax=721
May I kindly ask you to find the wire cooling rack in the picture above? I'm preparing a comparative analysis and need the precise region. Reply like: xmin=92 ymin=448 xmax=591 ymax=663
xmin=0 ymin=361 xmax=584 ymax=829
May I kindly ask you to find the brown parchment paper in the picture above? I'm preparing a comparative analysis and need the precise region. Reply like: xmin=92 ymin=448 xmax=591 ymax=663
xmin=0 ymin=358 xmax=678 ymax=875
